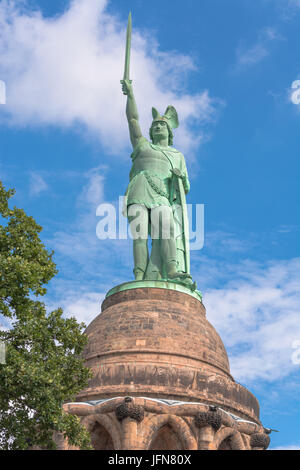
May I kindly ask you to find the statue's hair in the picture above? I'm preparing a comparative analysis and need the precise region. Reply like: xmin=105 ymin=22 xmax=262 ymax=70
xmin=149 ymin=121 xmax=174 ymax=146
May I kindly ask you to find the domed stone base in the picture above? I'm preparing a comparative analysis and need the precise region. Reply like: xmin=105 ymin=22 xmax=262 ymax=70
xmin=76 ymin=286 xmax=259 ymax=423
xmin=59 ymin=285 xmax=270 ymax=450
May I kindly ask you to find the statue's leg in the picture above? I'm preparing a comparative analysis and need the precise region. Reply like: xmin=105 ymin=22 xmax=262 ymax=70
xmin=151 ymin=205 xmax=190 ymax=281
xmin=128 ymin=204 xmax=149 ymax=280
xmin=144 ymin=239 xmax=162 ymax=280
xmin=150 ymin=206 xmax=176 ymax=278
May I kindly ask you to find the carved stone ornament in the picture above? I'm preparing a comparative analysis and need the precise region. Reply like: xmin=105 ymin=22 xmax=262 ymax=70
xmin=115 ymin=397 xmax=145 ymax=423
xmin=194 ymin=409 xmax=222 ymax=431
xmin=250 ymin=432 xmax=270 ymax=449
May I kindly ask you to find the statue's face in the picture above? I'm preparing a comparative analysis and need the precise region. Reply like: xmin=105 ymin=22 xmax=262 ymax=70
xmin=151 ymin=120 xmax=169 ymax=142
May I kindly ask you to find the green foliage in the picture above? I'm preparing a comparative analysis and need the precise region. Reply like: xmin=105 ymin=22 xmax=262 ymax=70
xmin=0 ymin=181 xmax=92 ymax=450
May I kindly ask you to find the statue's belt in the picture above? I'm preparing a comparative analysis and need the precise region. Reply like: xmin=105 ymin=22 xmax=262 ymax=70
xmin=144 ymin=172 xmax=169 ymax=199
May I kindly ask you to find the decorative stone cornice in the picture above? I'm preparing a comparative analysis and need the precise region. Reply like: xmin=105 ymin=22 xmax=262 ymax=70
xmin=64 ymin=397 xmax=262 ymax=432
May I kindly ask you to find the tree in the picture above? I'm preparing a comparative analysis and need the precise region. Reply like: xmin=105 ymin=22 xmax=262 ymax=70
xmin=0 ymin=181 xmax=92 ymax=450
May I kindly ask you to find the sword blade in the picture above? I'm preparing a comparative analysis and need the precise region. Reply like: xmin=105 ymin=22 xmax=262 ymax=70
xmin=178 ymin=178 xmax=190 ymax=275
xmin=123 ymin=12 xmax=132 ymax=81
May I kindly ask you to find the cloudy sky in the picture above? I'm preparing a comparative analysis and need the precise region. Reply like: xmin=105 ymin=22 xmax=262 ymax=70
xmin=0 ymin=0 xmax=299 ymax=449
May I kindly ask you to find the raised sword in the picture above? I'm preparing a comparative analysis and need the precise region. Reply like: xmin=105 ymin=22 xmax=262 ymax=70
xmin=121 ymin=12 xmax=132 ymax=85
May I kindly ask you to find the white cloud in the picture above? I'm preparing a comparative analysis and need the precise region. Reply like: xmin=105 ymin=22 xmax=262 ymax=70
xmin=234 ymin=26 xmax=284 ymax=70
xmin=204 ymin=258 xmax=300 ymax=382
xmin=50 ymin=167 xmax=107 ymax=264
xmin=29 ymin=171 xmax=48 ymax=196
xmin=77 ymin=166 xmax=105 ymax=209
xmin=59 ymin=290 xmax=105 ymax=326
xmin=270 ymin=444 xmax=300 ymax=450
xmin=46 ymin=165 xmax=132 ymax=296
xmin=237 ymin=43 xmax=269 ymax=67
xmin=270 ymin=0 xmax=300 ymax=19
xmin=0 ymin=0 xmax=220 ymax=158
xmin=204 ymin=230 xmax=254 ymax=254
xmin=277 ymin=224 xmax=296 ymax=233
xmin=0 ymin=79 xmax=6 ymax=104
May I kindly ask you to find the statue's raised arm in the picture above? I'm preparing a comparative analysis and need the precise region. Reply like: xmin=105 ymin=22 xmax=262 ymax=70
xmin=121 ymin=79 xmax=143 ymax=148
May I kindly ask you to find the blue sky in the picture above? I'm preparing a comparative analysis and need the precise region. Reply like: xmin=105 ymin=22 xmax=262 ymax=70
xmin=0 ymin=0 xmax=299 ymax=449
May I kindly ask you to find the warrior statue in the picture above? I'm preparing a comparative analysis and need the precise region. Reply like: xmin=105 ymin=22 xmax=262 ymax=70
xmin=121 ymin=14 xmax=194 ymax=288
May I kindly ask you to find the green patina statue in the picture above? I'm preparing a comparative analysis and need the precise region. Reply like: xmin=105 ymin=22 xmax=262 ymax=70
xmin=121 ymin=14 xmax=195 ymax=289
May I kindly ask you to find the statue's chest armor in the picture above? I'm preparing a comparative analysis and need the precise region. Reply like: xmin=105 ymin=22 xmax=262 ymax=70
xmin=131 ymin=146 xmax=181 ymax=178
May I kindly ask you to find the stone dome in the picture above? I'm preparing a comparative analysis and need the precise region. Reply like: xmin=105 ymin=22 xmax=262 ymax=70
xmin=76 ymin=286 xmax=260 ymax=423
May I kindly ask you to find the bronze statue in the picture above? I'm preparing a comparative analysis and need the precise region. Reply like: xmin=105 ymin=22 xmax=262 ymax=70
xmin=121 ymin=14 xmax=194 ymax=288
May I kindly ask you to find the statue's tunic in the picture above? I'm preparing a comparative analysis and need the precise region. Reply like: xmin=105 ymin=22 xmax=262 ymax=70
xmin=125 ymin=137 xmax=190 ymax=210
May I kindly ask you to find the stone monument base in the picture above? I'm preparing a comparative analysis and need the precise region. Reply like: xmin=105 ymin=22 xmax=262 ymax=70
xmin=58 ymin=285 xmax=270 ymax=450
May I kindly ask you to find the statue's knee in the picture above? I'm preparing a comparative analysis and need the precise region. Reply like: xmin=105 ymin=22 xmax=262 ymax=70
xmin=161 ymin=216 xmax=174 ymax=239
xmin=151 ymin=206 xmax=174 ymax=239
xmin=134 ymin=238 xmax=148 ymax=247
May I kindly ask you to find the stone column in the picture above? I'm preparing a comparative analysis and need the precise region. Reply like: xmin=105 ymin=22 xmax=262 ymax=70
xmin=121 ymin=418 xmax=143 ymax=450
xmin=194 ymin=409 xmax=222 ymax=450
xmin=115 ymin=397 xmax=145 ymax=450
xmin=198 ymin=425 xmax=216 ymax=450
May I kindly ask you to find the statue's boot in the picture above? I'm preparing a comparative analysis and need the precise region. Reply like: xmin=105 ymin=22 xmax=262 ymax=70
xmin=166 ymin=260 xmax=192 ymax=281
xmin=133 ymin=268 xmax=145 ymax=281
